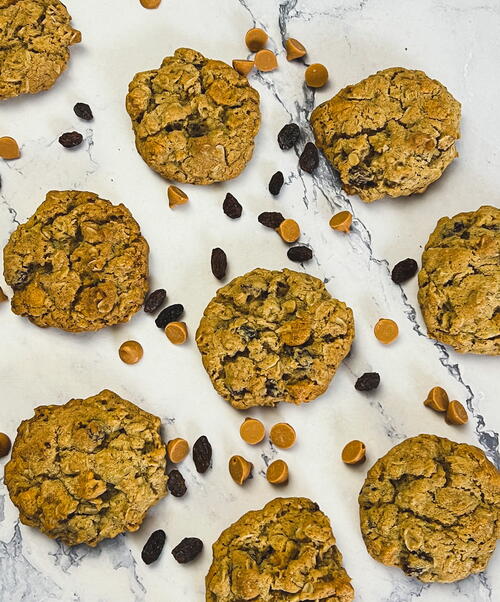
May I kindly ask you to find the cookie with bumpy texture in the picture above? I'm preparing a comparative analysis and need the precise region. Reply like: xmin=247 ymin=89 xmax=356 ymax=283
xmin=418 ymin=205 xmax=499 ymax=354
xmin=126 ymin=48 xmax=260 ymax=185
xmin=3 ymin=190 xmax=149 ymax=332
xmin=4 ymin=390 xmax=167 ymax=546
xmin=196 ymin=268 xmax=354 ymax=409
xmin=359 ymin=434 xmax=500 ymax=583
xmin=0 ymin=0 xmax=81 ymax=100
xmin=311 ymin=67 xmax=461 ymax=202
xmin=206 ymin=497 xmax=354 ymax=601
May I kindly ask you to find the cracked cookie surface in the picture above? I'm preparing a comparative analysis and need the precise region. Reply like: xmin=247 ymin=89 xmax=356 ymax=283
xmin=206 ymin=497 xmax=354 ymax=601
xmin=126 ymin=47 xmax=260 ymax=185
xmin=310 ymin=67 xmax=461 ymax=202
xmin=359 ymin=434 xmax=500 ymax=583
xmin=195 ymin=268 xmax=354 ymax=409
xmin=418 ymin=205 xmax=499 ymax=354
xmin=3 ymin=190 xmax=149 ymax=332
xmin=0 ymin=0 xmax=81 ymax=100
xmin=4 ymin=389 xmax=168 ymax=546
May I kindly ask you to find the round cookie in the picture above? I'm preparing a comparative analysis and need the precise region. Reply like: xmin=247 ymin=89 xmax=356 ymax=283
xmin=310 ymin=67 xmax=461 ymax=202
xmin=195 ymin=268 xmax=354 ymax=409
xmin=359 ymin=434 xmax=500 ymax=583
xmin=0 ymin=0 xmax=81 ymax=100
xmin=126 ymin=47 xmax=260 ymax=185
xmin=4 ymin=390 xmax=167 ymax=547
xmin=206 ymin=497 xmax=354 ymax=601
xmin=3 ymin=190 xmax=149 ymax=332
xmin=418 ymin=205 xmax=500 ymax=355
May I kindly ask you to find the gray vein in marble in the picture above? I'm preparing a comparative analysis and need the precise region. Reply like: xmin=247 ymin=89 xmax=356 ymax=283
xmin=1 ymin=192 xmax=21 ymax=227
xmin=0 ymin=494 xmax=4 ymax=523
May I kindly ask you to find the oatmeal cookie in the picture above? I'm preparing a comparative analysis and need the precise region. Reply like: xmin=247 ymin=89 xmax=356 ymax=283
xmin=126 ymin=47 xmax=260 ymax=185
xmin=4 ymin=390 xmax=167 ymax=546
xmin=206 ymin=497 xmax=354 ymax=601
xmin=359 ymin=434 xmax=500 ymax=583
xmin=3 ymin=190 xmax=149 ymax=332
xmin=418 ymin=205 xmax=499 ymax=354
xmin=196 ymin=268 xmax=354 ymax=409
xmin=310 ymin=67 xmax=461 ymax=202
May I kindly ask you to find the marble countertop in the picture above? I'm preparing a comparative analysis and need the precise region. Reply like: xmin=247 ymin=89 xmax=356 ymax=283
xmin=1 ymin=0 xmax=499 ymax=600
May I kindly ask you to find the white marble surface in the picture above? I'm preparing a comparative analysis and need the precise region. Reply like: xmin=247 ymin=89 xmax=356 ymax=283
xmin=0 ymin=0 xmax=499 ymax=600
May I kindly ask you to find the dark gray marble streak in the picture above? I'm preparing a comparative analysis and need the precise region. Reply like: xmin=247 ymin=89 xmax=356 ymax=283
xmin=1 ymin=192 xmax=21 ymax=227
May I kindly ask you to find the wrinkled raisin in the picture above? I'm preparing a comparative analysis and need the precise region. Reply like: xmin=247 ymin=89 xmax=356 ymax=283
xmin=211 ymin=248 xmax=227 ymax=280
xmin=193 ymin=435 xmax=212 ymax=473
xmin=258 ymin=212 xmax=285 ymax=229
xmin=73 ymin=102 xmax=93 ymax=121
xmin=172 ymin=537 xmax=203 ymax=564
xmin=167 ymin=469 xmax=187 ymax=497
xmin=155 ymin=304 xmax=184 ymax=329
xmin=348 ymin=166 xmax=375 ymax=188
xmin=269 ymin=171 xmax=284 ymax=196
xmin=223 ymin=193 xmax=242 ymax=219
xmin=299 ymin=142 xmax=319 ymax=173
xmin=355 ymin=372 xmax=380 ymax=391
xmin=278 ymin=123 xmax=300 ymax=150
xmin=141 ymin=530 xmax=166 ymax=565
xmin=287 ymin=245 xmax=313 ymax=262
xmin=391 ymin=259 xmax=418 ymax=284
xmin=144 ymin=289 xmax=167 ymax=313
xmin=59 ymin=131 xmax=83 ymax=148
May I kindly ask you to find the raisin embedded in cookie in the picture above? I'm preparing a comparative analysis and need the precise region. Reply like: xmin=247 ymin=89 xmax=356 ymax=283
xmin=359 ymin=434 xmax=500 ymax=583
xmin=3 ymin=190 xmax=149 ymax=332
xmin=206 ymin=497 xmax=355 ymax=601
xmin=0 ymin=0 xmax=81 ymax=100
xmin=196 ymin=268 xmax=354 ymax=409
xmin=418 ymin=205 xmax=499 ymax=355
xmin=4 ymin=390 xmax=167 ymax=547
xmin=310 ymin=67 xmax=461 ymax=202
xmin=126 ymin=48 xmax=261 ymax=185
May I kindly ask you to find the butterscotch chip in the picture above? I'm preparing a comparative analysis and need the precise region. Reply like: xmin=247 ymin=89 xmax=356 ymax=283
xmin=119 ymin=340 xmax=143 ymax=364
xmin=254 ymin=49 xmax=278 ymax=72
xmin=446 ymin=400 xmax=468 ymax=425
xmin=424 ymin=386 xmax=449 ymax=412
xmin=278 ymin=318 xmax=311 ymax=346
xmin=167 ymin=438 xmax=189 ymax=463
xmin=329 ymin=211 xmax=352 ymax=232
xmin=342 ymin=440 xmax=366 ymax=464
xmin=167 ymin=185 xmax=188 ymax=208
xmin=229 ymin=455 xmax=253 ymax=485
xmin=239 ymin=418 xmax=265 ymax=445
xmin=245 ymin=28 xmax=268 ymax=52
xmin=266 ymin=459 xmax=289 ymax=484
xmin=305 ymin=63 xmax=329 ymax=88
xmin=285 ymin=38 xmax=306 ymax=61
xmin=0 ymin=137 xmax=20 ymax=160
xmin=165 ymin=321 xmax=188 ymax=344
xmin=277 ymin=219 xmax=300 ymax=243
xmin=270 ymin=423 xmax=296 ymax=449
xmin=140 ymin=0 xmax=161 ymax=7
xmin=374 ymin=318 xmax=399 ymax=344
xmin=0 ymin=286 xmax=7 ymax=302
xmin=232 ymin=59 xmax=254 ymax=77
xmin=0 ymin=433 xmax=11 ymax=458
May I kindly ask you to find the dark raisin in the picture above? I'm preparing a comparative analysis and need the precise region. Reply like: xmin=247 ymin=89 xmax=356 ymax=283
xmin=59 ymin=131 xmax=83 ymax=148
xmin=193 ymin=435 xmax=212 ymax=473
xmin=144 ymin=289 xmax=167 ymax=313
xmin=287 ymin=246 xmax=313 ymax=262
xmin=460 ymin=231 xmax=470 ymax=239
xmin=237 ymin=325 xmax=258 ymax=340
xmin=269 ymin=171 xmax=284 ymax=196
xmin=348 ymin=166 xmax=375 ymax=188
xmin=167 ymin=469 xmax=187 ymax=497
xmin=299 ymin=142 xmax=319 ymax=173
xmin=187 ymin=121 xmax=207 ymax=137
xmin=258 ymin=212 xmax=285 ymax=229
xmin=141 ymin=529 xmax=166 ymax=565
xmin=211 ymin=248 xmax=227 ymax=280
xmin=453 ymin=221 xmax=465 ymax=232
xmin=155 ymin=303 xmax=184 ymax=329
xmin=172 ymin=537 xmax=203 ymax=564
xmin=278 ymin=123 xmax=300 ymax=150
xmin=391 ymin=258 xmax=418 ymax=284
xmin=355 ymin=372 xmax=380 ymax=391
xmin=73 ymin=103 xmax=93 ymax=121
xmin=223 ymin=193 xmax=242 ymax=219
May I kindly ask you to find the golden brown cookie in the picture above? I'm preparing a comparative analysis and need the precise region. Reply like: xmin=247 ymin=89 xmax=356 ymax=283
xmin=126 ymin=48 xmax=261 ymax=185
xmin=196 ymin=268 xmax=354 ymax=409
xmin=418 ymin=205 xmax=499 ymax=354
xmin=311 ymin=67 xmax=461 ymax=202
xmin=4 ymin=390 xmax=167 ymax=546
xmin=359 ymin=434 xmax=500 ymax=583
xmin=0 ymin=0 xmax=81 ymax=100
xmin=206 ymin=497 xmax=354 ymax=601
xmin=3 ymin=190 xmax=149 ymax=332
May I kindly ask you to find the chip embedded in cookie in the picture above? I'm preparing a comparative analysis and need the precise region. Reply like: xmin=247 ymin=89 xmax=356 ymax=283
xmin=126 ymin=48 xmax=261 ymax=185
xmin=196 ymin=268 xmax=354 ymax=409
xmin=310 ymin=67 xmax=461 ymax=202
xmin=418 ymin=205 xmax=499 ymax=355
xmin=3 ymin=190 xmax=149 ymax=332
xmin=359 ymin=434 xmax=500 ymax=583
xmin=0 ymin=0 xmax=81 ymax=100
xmin=206 ymin=497 xmax=355 ymax=601
xmin=4 ymin=390 xmax=168 ymax=546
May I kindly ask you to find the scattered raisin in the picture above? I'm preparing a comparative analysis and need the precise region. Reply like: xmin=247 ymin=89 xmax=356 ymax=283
xmin=73 ymin=102 xmax=93 ymax=121
xmin=172 ymin=537 xmax=203 ymax=564
xmin=59 ymin=131 xmax=83 ymax=148
xmin=287 ymin=245 xmax=313 ymax=262
xmin=258 ymin=212 xmax=285 ymax=229
xmin=144 ymin=289 xmax=166 ymax=313
xmin=299 ymin=142 xmax=319 ymax=173
xmin=269 ymin=171 xmax=284 ymax=196
xmin=211 ymin=248 xmax=227 ymax=280
xmin=193 ymin=435 xmax=212 ymax=473
xmin=348 ymin=166 xmax=375 ymax=188
xmin=391 ymin=259 xmax=418 ymax=284
xmin=155 ymin=304 xmax=184 ymax=329
xmin=223 ymin=193 xmax=242 ymax=219
xmin=141 ymin=530 xmax=166 ymax=565
xmin=278 ymin=123 xmax=300 ymax=150
xmin=355 ymin=372 xmax=380 ymax=391
xmin=167 ymin=469 xmax=187 ymax=497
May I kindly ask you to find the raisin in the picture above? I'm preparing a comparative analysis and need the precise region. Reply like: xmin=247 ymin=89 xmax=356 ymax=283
xmin=187 ymin=121 xmax=207 ymax=137
xmin=278 ymin=123 xmax=300 ymax=150
xmin=155 ymin=303 xmax=184 ymax=329
xmin=167 ymin=469 xmax=187 ymax=497
xmin=223 ymin=193 xmax=242 ymax=219
xmin=141 ymin=529 xmax=166 ymax=565
xmin=193 ymin=435 xmax=212 ymax=473
xmin=299 ymin=142 xmax=319 ymax=173
xmin=348 ymin=166 xmax=375 ymax=188
xmin=144 ymin=289 xmax=166 ymax=313
xmin=287 ymin=245 xmax=313 ymax=262
xmin=59 ymin=131 xmax=83 ymax=148
xmin=73 ymin=103 xmax=93 ymax=121
xmin=269 ymin=171 xmax=284 ymax=196
xmin=391 ymin=258 xmax=418 ymax=284
xmin=172 ymin=537 xmax=203 ymax=564
xmin=453 ymin=221 xmax=465 ymax=232
xmin=355 ymin=372 xmax=380 ymax=391
xmin=211 ymin=248 xmax=227 ymax=280
xmin=258 ymin=212 xmax=285 ymax=229
xmin=460 ymin=231 xmax=470 ymax=239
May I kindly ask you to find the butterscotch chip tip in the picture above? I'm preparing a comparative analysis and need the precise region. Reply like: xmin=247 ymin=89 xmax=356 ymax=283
xmin=277 ymin=219 xmax=300 ymax=243
xmin=165 ymin=321 xmax=188 ymax=344
xmin=254 ymin=49 xmax=278 ymax=72
xmin=0 ymin=287 xmax=7 ymax=302
xmin=232 ymin=60 xmax=254 ymax=77
xmin=305 ymin=63 xmax=329 ymax=88
xmin=119 ymin=340 xmax=144 ymax=364
xmin=239 ymin=418 xmax=265 ymax=445
xmin=270 ymin=423 xmax=296 ymax=449
xmin=0 ymin=137 xmax=20 ymax=160
xmin=285 ymin=38 xmax=306 ymax=61
xmin=167 ymin=438 xmax=189 ymax=463
xmin=140 ymin=0 xmax=161 ymax=8
xmin=374 ymin=318 xmax=399 ymax=344
xmin=0 ymin=433 xmax=11 ymax=458
xmin=424 ymin=386 xmax=449 ymax=412
xmin=329 ymin=211 xmax=352 ymax=232
xmin=245 ymin=28 xmax=268 ymax=52
xmin=229 ymin=455 xmax=253 ymax=485
xmin=168 ymin=185 xmax=188 ymax=208
xmin=446 ymin=400 xmax=468 ymax=425
xmin=342 ymin=440 xmax=366 ymax=464
xmin=266 ymin=459 xmax=289 ymax=484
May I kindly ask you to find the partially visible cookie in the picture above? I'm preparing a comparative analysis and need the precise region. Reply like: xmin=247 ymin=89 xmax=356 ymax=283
xmin=206 ymin=497 xmax=354 ymax=601
xmin=310 ymin=67 xmax=461 ymax=202
xmin=4 ymin=390 xmax=167 ymax=546
xmin=418 ymin=205 xmax=499 ymax=354
xmin=0 ymin=0 xmax=81 ymax=100
xmin=359 ymin=434 xmax=500 ymax=583
xmin=196 ymin=268 xmax=354 ymax=409
xmin=3 ymin=190 xmax=149 ymax=332
xmin=126 ymin=48 xmax=260 ymax=185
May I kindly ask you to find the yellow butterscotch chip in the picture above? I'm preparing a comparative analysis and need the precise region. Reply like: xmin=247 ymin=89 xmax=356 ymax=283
xmin=229 ymin=455 xmax=253 ymax=485
xmin=140 ymin=0 xmax=161 ymax=8
xmin=341 ymin=440 xmax=366 ymax=464
xmin=374 ymin=318 xmax=399 ymax=344
xmin=279 ymin=318 xmax=311 ymax=346
xmin=329 ymin=211 xmax=352 ymax=233
xmin=270 ymin=423 xmax=296 ymax=449
xmin=165 ymin=321 xmax=188 ymax=344
xmin=240 ymin=418 xmax=265 ymax=445
xmin=0 ymin=433 xmax=11 ymax=458
xmin=446 ymin=400 xmax=468 ymax=425
xmin=266 ymin=459 xmax=289 ymax=484
xmin=424 ymin=386 xmax=449 ymax=412
xmin=277 ymin=219 xmax=300 ymax=243
xmin=285 ymin=38 xmax=306 ymax=61
xmin=305 ymin=63 xmax=329 ymax=88
xmin=118 ymin=340 xmax=143 ymax=365
xmin=254 ymin=49 xmax=278 ymax=72
xmin=0 ymin=136 xmax=20 ymax=160
xmin=0 ymin=286 xmax=7 ymax=302
xmin=167 ymin=185 xmax=188 ymax=208
xmin=232 ymin=59 xmax=254 ymax=77
xmin=245 ymin=28 xmax=268 ymax=52
xmin=167 ymin=438 xmax=189 ymax=463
